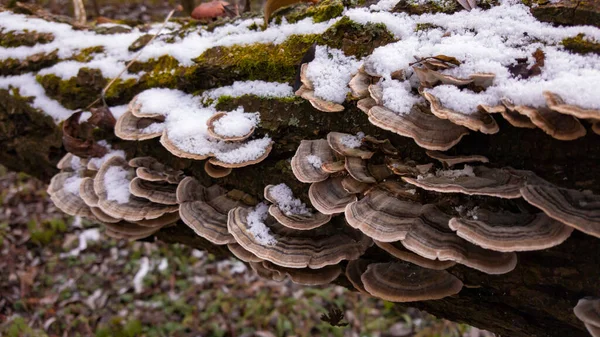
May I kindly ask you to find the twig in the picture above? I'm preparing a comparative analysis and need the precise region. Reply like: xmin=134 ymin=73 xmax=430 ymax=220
xmin=85 ymin=5 xmax=182 ymax=111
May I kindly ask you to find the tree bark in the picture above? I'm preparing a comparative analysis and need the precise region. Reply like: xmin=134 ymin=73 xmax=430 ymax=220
xmin=1 ymin=3 xmax=599 ymax=337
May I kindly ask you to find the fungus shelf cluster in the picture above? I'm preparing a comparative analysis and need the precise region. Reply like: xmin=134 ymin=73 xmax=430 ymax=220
xmin=115 ymin=88 xmax=273 ymax=178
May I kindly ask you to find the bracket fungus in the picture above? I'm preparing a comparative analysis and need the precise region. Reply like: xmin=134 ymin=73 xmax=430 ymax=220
xmin=574 ymin=298 xmax=600 ymax=337
xmin=344 ymin=183 xmax=422 ymax=242
xmin=361 ymin=262 xmax=463 ymax=302
xmin=368 ymin=105 xmax=469 ymax=151
xmin=402 ymin=166 xmax=527 ymax=199
xmin=257 ymin=261 xmax=342 ymax=285
xmin=543 ymin=91 xmax=600 ymax=120
xmin=309 ymin=177 xmax=358 ymax=215
xmin=227 ymin=205 xmax=371 ymax=269
xmin=177 ymin=177 xmax=242 ymax=245
xmin=425 ymin=151 xmax=489 ymax=168
xmin=129 ymin=157 xmax=184 ymax=184
xmin=47 ymin=171 xmax=94 ymax=218
xmin=375 ymin=241 xmax=456 ymax=270
xmin=521 ymin=185 xmax=600 ymax=238
xmin=264 ymin=184 xmax=331 ymax=230
xmin=400 ymin=205 xmax=518 ymax=274
xmin=95 ymin=156 xmax=179 ymax=222
xmin=448 ymin=208 xmax=573 ymax=252
xmin=115 ymin=109 xmax=165 ymax=141
xmin=512 ymin=105 xmax=586 ymax=141
xmin=423 ymin=92 xmax=499 ymax=134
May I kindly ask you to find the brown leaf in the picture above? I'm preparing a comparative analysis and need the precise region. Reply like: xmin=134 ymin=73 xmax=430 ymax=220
xmin=62 ymin=111 xmax=108 ymax=158
xmin=432 ymin=55 xmax=461 ymax=66
xmin=88 ymin=106 xmax=116 ymax=130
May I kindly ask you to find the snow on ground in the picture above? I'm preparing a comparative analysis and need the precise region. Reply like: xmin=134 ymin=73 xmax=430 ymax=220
xmin=201 ymin=80 xmax=294 ymax=101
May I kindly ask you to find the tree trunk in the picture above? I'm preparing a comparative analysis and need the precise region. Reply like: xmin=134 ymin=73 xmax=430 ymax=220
xmin=1 ymin=2 xmax=599 ymax=337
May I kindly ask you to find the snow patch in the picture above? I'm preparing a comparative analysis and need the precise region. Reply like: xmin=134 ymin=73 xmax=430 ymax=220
xmin=246 ymin=203 xmax=277 ymax=246
xmin=436 ymin=165 xmax=475 ymax=178
xmin=104 ymin=166 xmax=131 ymax=204
xmin=202 ymin=81 xmax=294 ymax=101
xmin=63 ymin=175 xmax=83 ymax=195
xmin=340 ymin=132 xmax=365 ymax=148
xmin=306 ymin=155 xmax=323 ymax=169
xmin=306 ymin=46 xmax=361 ymax=103
xmin=212 ymin=108 xmax=260 ymax=138
xmin=269 ymin=183 xmax=311 ymax=215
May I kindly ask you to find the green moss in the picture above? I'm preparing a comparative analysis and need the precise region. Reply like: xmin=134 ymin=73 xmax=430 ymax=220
xmin=307 ymin=0 xmax=345 ymax=23
xmin=71 ymin=46 xmax=105 ymax=63
xmin=0 ymin=50 xmax=60 ymax=76
xmin=562 ymin=34 xmax=600 ymax=54
xmin=285 ymin=0 xmax=344 ymax=23
xmin=28 ymin=218 xmax=68 ymax=245
xmin=37 ymin=68 xmax=107 ymax=109
xmin=392 ymin=0 xmax=459 ymax=15
xmin=321 ymin=16 xmax=397 ymax=58
xmin=130 ymin=55 xmax=187 ymax=89
xmin=0 ymin=29 xmax=54 ymax=48
xmin=192 ymin=34 xmax=319 ymax=85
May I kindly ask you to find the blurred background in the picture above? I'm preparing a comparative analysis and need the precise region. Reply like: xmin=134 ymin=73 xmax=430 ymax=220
xmin=0 ymin=1 xmax=495 ymax=335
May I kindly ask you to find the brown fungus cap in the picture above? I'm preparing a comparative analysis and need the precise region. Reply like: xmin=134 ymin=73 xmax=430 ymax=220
xmin=521 ymin=185 xmax=600 ymax=238
xmin=228 ymin=206 xmax=371 ymax=269
xmin=115 ymin=109 xmax=164 ymax=141
xmin=48 ymin=171 xmax=94 ymax=218
xmin=204 ymin=160 xmax=232 ymax=178
xmin=361 ymin=262 xmax=463 ymax=302
xmin=349 ymin=68 xmax=371 ymax=99
xmin=341 ymin=176 xmax=372 ymax=194
xmin=263 ymin=184 xmax=332 ymax=230
xmin=227 ymin=243 xmax=263 ymax=263
xmin=104 ymin=221 xmax=161 ymax=238
xmin=208 ymin=141 xmax=273 ymax=168
xmin=368 ymin=83 xmax=384 ymax=104
xmin=543 ymin=91 xmax=600 ymax=120
xmin=448 ymin=208 xmax=573 ymax=252
xmin=291 ymin=139 xmax=335 ymax=183
xmin=425 ymin=150 xmax=489 ymax=167
xmin=129 ymin=177 xmax=178 ymax=205
xmin=495 ymin=99 xmax=537 ymax=129
xmin=423 ymin=91 xmax=499 ymax=134
xmin=327 ymin=132 xmax=374 ymax=159
xmin=321 ymin=160 xmax=346 ymax=174
xmin=357 ymin=97 xmax=378 ymax=114
xmin=574 ymin=298 xmax=600 ymax=333
xmin=160 ymin=131 xmax=211 ymax=161
xmin=94 ymin=156 xmax=178 ymax=222
xmin=128 ymin=95 xmax=165 ymax=119
xmin=79 ymin=177 xmax=99 ymax=207
xmin=134 ymin=211 xmax=180 ymax=227
xmin=513 ymin=105 xmax=586 ymax=140
xmin=90 ymin=206 xmax=121 ymax=224
xmin=345 ymin=259 xmax=371 ymax=294
xmin=344 ymin=183 xmax=422 ymax=242
xmin=345 ymin=157 xmax=376 ymax=184
xmin=401 ymin=205 xmax=517 ymax=274
xmin=469 ymin=73 xmax=495 ymax=88
xmin=368 ymin=105 xmax=469 ymax=151
xmin=261 ymin=261 xmax=342 ymax=285
xmin=309 ymin=177 xmax=358 ymax=215
xmin=592 ymin=120 xmax=600 ymax=135
xmin=295 ymin=85 xmax=344 ymax=112
xmin=177 ymin=178 xmax=239 ymax=245
xmin=403 ymin=166 xmax=526 ymax=199
xmin=129 ymin=157 xmax=184 ymax=184
xmin=374 ymin=240 xmax=456 ymax=270
xmin=206 ymin=111 xmax=255 ymax=142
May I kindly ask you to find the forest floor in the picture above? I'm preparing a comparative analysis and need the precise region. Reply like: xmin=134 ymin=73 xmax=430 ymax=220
xmin=0 ymin=170 xmax=494 ymax=337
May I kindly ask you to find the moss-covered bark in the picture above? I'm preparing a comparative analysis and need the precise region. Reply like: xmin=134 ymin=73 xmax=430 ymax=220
xmin=2 ymin=3 xmax=600 ymax=336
